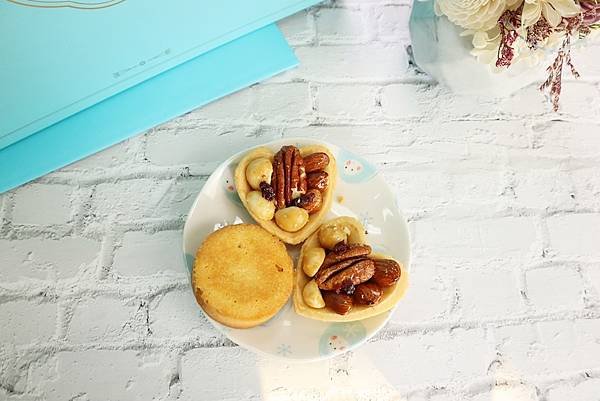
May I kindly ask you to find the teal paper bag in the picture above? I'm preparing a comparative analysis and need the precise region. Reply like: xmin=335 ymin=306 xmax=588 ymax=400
xmin=0 ymin=24 xmax=297 ymax=194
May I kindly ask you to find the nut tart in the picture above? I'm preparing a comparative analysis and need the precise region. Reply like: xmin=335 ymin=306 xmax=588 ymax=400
xmin=293 ymin=217 xmax=409 ymax=322
xmin=192 ymin=224 xmax=293 ymax=329
xmin=234 ymin=144 xmax=337 ymax=245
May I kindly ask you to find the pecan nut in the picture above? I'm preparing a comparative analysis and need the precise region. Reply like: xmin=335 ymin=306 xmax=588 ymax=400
xmin=322 ymin=291 xmax=353 ymax=315
xmin=299 ymin=165 xmax=307 ymax=194
xmin=307 ymin=171 xmax=329 ymax=191
xmin=290 ymin=148 xmax=306 ymax=202
xmin=371 ymin=259 xmax=402 ymax=287
xmin=272 ymin=150 xmax=286 ymax=209
xmin=303 ymin=152 xmax=330 ymax=173
xmin=293 ymin=189 xmax=322 ymax=214
xmin=319 ymin=259 xmax=375 ymax=291
xmin=315 ymin=256 xmax=366 ymax=287
xmin=321 ymin=244 xmax=372 ymax=270
xmin=282 ymin=146 xmax=294 ymax=206
xmin=273 ymin=145 xmax=306 ymax=208
xmin=290 ymin=148 xmax=300 ymax=199
xmin=353 ymin=282 xmax=382 ymax=305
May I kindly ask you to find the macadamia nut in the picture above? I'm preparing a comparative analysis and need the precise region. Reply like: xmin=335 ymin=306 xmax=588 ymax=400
xmin=318 ymin=224 xmax=351 ymax=250
xmin=245 ymin=158 xmax=273 ymax=190
xmin=303 ymin=279 xmax=325 ymax=308
xmin=246 ymin=191 xmax=275 ymax=221
xmin=274 ymin=207 xmax=309 ymax=232
xmin=302 ymin=247 xmax=326 ymax=277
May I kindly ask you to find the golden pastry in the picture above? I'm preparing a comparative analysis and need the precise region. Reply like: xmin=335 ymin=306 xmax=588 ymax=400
xmin=192 ymin=224 xmax=293 ymax=328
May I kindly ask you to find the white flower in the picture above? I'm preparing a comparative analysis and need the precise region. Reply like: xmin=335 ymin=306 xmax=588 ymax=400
xmin=521 ymin=0 xmax=581 ymax=27
xmin=467 ymin=27 xmax=503 ymax=67
xmin=435 ymin=0 xmax=522 ymax=31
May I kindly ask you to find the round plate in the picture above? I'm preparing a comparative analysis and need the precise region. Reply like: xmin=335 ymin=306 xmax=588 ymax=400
xmin=182 ymin=138 xmax=411 ymax=361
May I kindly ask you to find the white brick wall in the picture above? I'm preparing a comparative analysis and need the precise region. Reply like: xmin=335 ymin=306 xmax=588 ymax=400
xmin=0 ymin=301 xmax=56 ymax=345
xmin=113 ymin=230 xmax=184 ymax=277
xmin=525 ymin=265 xmax=584 ymax=311
xmin=11 ymin=184 xmax=73 ymax=226
xmin=547 ymin=214 xmax=600 ymax=258
xmin=149 ymin=290 xmax=214 ymax=340
xmin=67 ymin=297 xmax=138 ymax=343
xmin=1 ymin=1 xmax=599 ymax=400
xmin=0 ymin=237 xmax=100 ymax=282
xmin=179 ymin=348 xmax=258 ymax=401
xmin=547 ymin=378 xmax=600 ymax=401
xmin=28 ymin=350 xmax=170 ymax=401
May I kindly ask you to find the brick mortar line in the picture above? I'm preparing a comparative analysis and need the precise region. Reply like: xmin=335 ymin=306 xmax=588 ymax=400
xmin=0 ymin=194 xmax=12 ymax=235
xmin=460 ymin=368 xmax=599 ymax=400
xmin=269 ymin=69 xmax=599 ymax=85
xmin=394 ymin=366 xmax=600 ymax=400
xmin=377 ymin=308 xmax=600 ymax=339
xmin=1 ymin=216 xmax=186 ymax=239
xmin=30 ymin=156 xmax=600 ymax=184
xmin=45 ymin=159 xmax=600 ymax=179
xmin=41 ymin=157 xmax=600 ymax=180
xmin=34 ymin=170 xmax=210 ymax=187
xmin=6 ymin=336 xmax=237 ymax=362
xmin=1 ymin=278 xmax=596 ymax=336
xmin=168 ymin=114 xmax=600 ymax=128
xmin=580 ymin=266 xmax=600 ymax=309
xmin=0 ymin=279 xmax=191 ymax=304
xmin=154 ymin=118 xmax=600 ymax=131
xmin=409 ymin=207 xmax=600 ymax=221
xmin=535 ymin=368 xmax=600 ymax=390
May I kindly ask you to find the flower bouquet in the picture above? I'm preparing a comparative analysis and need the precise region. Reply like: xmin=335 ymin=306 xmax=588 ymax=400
xmin=410 ymin=0 xmax=600 ymax=110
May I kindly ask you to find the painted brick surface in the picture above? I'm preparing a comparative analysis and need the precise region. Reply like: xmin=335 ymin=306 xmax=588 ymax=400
xmin=547 ymin=378 xmax=600 ymax=401
xmin=0 ymin=237 xmax=99 ymax=282
xmin=11 ymin=184 xmax=72 ymax=226
xmin=67 ymin=297 xmax=138 ymax=343
xmin=28 ymin=350 xmax=170 ymax=401
xmin=525 ymin=266 xmax=584 ymax=311
xmin=149 ymin=290 xmax=214 ymax=340
xmin=113 ymin=230 xmax=184 ymax=277
xmin=0 ymin=301 xmax=57 ymax=345
xmin=1 ymin=2 xmax=599 ymax=401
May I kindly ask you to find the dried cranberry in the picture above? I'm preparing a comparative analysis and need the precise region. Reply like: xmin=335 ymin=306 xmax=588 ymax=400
xmin=333 ymin=242 xmax=349 ymax=253
xmin=339 ymin=284 xmax=356 ymax=296
xmin=259 ymin=182 xmax=275 ymax=201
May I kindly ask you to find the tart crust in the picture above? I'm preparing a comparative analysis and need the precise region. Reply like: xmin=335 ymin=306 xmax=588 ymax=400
xmin=293 ymin=217 xmax=409 ymax=321
xmin=234 ymin=145 xmax=337 ymax=245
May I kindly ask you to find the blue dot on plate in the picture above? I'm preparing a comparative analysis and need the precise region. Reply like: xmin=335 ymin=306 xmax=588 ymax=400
xmin=337 ymin=149 xmax=377 ymax=184
xmin=318 ymin=322 xmax=367 ymax=356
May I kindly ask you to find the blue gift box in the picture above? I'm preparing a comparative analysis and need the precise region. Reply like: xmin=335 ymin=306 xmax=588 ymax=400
xmin=0 ymin=0 xmax=322 ymax=193
xmin=0 ymin=24 xmax=299 ymax=193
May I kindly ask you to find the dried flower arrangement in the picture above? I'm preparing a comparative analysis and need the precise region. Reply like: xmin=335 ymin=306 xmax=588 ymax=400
xmin=431 ymin=0 xmax=600 ymax=110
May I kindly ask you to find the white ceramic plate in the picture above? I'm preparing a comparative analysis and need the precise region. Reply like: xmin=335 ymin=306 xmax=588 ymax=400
xmin=182 ymin=138 xmax=411 ymax=361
